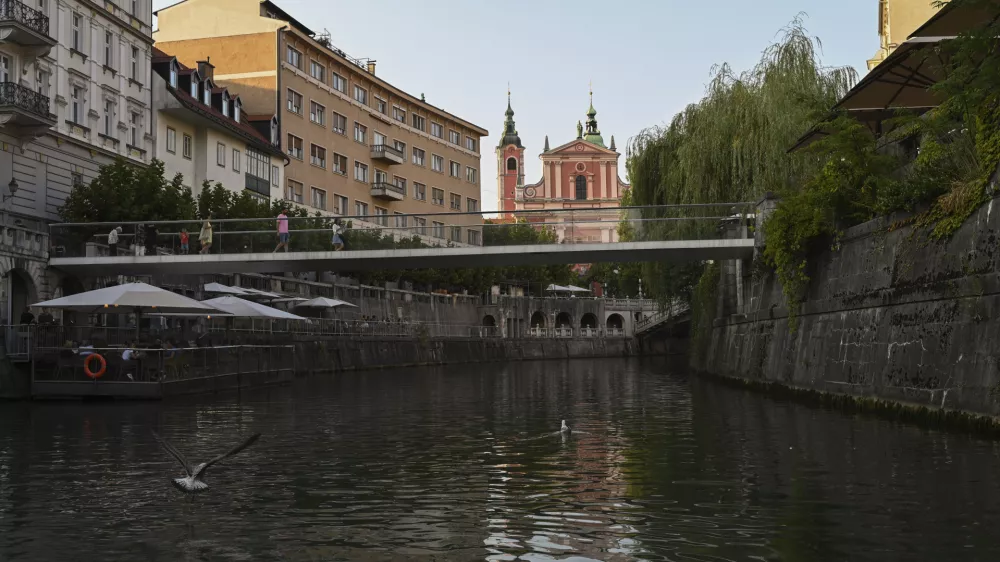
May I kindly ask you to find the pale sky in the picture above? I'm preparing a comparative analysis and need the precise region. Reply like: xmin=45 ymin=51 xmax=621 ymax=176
xmin=152 ymin=0 xmax=879 ymax=211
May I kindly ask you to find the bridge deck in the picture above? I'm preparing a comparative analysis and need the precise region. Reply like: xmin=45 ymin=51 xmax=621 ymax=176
xmin=49 ymin=239 xmax=755 ymax=276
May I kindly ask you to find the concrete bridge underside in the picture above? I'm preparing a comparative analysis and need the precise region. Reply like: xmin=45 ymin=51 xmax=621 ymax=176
xmin=49 ymin=239 xmax=755 ymax=276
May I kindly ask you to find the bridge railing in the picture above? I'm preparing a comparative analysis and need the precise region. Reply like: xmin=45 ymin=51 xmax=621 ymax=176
xmin=48 ymin=203 xmax=755 ymax=260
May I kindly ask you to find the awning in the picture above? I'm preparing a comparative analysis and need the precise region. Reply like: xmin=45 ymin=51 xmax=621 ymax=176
xmin=293 ymin=297 xmax=357 ymax=309
xmin=200 ymin=296 xmax=307 ymax=320
xmin=909 ymin=0 xmax=1000 ymax=39
xmin=204 ymin=282 xmax=249 ymax=295
xmin=32 ymin=282 xmax=222 ymax=315
xmin=565 ymin=285 xmax=591 ymax=293
xmin=238 ymin=287 xmax=282 ymax=299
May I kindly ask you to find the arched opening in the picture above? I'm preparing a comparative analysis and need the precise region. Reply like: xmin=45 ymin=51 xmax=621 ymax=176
xmin=506 ymin=157 xmax=517 ymax=171
xmin=482 ymin=315 xmax=496 ymax=327
xmin=606 ymin=313 xmax=624 ymax=330
xmin=575 ymin=175 xmax=587 ymax=200
xmin=580 ymin=313 xmax=597 ymax=329
xmin=530 ymin=311 xmax=546 ymax=328
xmin=555 ymin=312 xmax=572 ymax=328
xmin=7 ymin=269 xmax=37 ymax=325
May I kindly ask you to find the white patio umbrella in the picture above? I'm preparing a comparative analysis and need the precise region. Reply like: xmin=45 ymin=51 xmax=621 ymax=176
xmin=566 ymin=285 xmax=591 ymax=293
xmin=239 ymin=287 xmax=282 ymax=300
xmin=32 ymin=282 xmax=223 ymax=337
xmin=204 ymin=282 xmax=249 ymax=296
xmin=270 ymin=296 xmax=308 ymax=304
xmin=293 ymin=297 xmax=357 ymax=309
xmin=200 ymin=296 xmax=306 ymax=320
xmin=545 ymin=284 xmax=571 ymax=292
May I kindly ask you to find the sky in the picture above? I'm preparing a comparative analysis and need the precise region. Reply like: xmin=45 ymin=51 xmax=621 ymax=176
xmin=152 ymin=0 xmax=879 ymax=212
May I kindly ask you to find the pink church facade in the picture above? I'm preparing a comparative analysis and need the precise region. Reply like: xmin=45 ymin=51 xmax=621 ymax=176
xmin=496 ymin=93 xmax=629 ymax=243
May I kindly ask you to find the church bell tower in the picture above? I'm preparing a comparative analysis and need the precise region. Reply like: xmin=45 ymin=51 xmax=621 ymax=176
xmin=496 ymin=90 xmax=524 ymax=216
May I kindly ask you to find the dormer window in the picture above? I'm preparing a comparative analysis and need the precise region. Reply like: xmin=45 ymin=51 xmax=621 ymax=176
xmin=190 ymin=77 xmax=198 ymax=98
xmin=234 ymin=100 xmax=241 ymax=122
xmin=222 ymin=93 xmax=229 ymax=117
xmin=169 ymin=62 xmax=178 ymax=88
xmin=203 ymin=82 xmax=211 ymax=105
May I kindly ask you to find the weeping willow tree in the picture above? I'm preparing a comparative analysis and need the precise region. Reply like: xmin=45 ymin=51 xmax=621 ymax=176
xmin=624 ymin=18 xmax=857 ymax=305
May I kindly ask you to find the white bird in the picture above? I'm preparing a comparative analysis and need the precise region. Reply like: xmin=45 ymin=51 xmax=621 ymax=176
xmin=152 ymin=431 xmax=261 ymax=493
xmin=560 ymin=420 xmax=570 ymax=433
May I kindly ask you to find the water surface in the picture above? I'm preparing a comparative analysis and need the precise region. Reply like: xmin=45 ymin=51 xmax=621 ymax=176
xmin=1 ymin=358 xmax=999 ymax=560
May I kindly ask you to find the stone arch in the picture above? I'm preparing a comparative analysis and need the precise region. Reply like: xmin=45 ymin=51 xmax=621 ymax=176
xmin=580 ymin=313 xmax=597 ymax=329
xmin=6 ymin=268 xmax=37 ymax=325
xmin=482 ymin=314 xmax=496 ymax=327
xmin=555 ymin=312 xmax=572 ymax=328
xmin=507 ymin=157 xmax=517 ymax=171
xmin=530 ymin=311 xmax=546 ymax=328
xmin=606 ymin=313 xmax=624 ymax=330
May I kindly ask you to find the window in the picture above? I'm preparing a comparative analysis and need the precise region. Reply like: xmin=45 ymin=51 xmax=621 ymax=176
xmin=374 ymin=207 xmax=388 ymax=227
xmin=35 ymin=68 xmax=49 ymax=98
xmin=104 ymin=31 xmax=114 ymax=67
xmin=373 ymin=131 xmax=386 ymax=147
xmin=412 ymin=114 xmax=425 ymax=131
xmin=451 ymin=226 xmax=461 ymax=242
xmin=575 ymin=175 xmax=587 ymax=200
xmin=432 ymin=188 xmax=444 ymax=206
xmin=246 ymin=146 xmax=272 ymax=191
xmin=373 ymin=169 xmax=387 ymax=184
xmin=412 ymin=147 xmax=425 ymax=166
xmin=332 ymin=112 xmax=346 ymax=135
xmin=466 ymin=167 xmax=477 ymax=183
xmin=449 ymin=193 xmax=461 ymax=210
xmin=332 ymin=72 xmax=346 ymax=93
xmin=449 ymin=130 xmax=460 ymax=145
xmin=203 ymin=82 xmax=211 ymax=104
xmin=393 ymin=176 xmax=406 ymax=195
xmin=71 ymin=86 xmax=84 ymax=123
xmin=131 ymin=0 xmax=138 ymax=16
xmin=311 ymin=187 xmax=327 ymax=210
xmin=286 ymin=180 xmax=304 ymax=203
xmin=449 ymin=161 xmax=460 ymax=177
xmin=309 ymin=101 xmax=325 ymax=125
xmin=413 ymin=217 xmax=426 ymax=235
xmin=222 ymin=95 xmax=229 ymax=117
xmin=393 ymin=139 xmax=406 ymax=155
xmin=431 ymin=122 xmax=443 ymax=138
xmin=131 ymin=46 xmax=138 ymax=81
xmin=169 ymin=64 xmax=178 ymax=88
xmin=232 ymin=148 xmax=240 ymax=172
xmin=394 ymin=212 xmax=407 ymax=229
xmin=286 ymin=46 xmax=302 ymax=69
xmin=355 ymin=201 xmax=369 ymax=216
xmin=310 ymin=144 xmax=326 ymax=168
xmin=432 ymin=221 xmax=444 ymax=239
xmin=353 ymin=85 xmax=367 ymax=105
xmin=103 ymin=100 xmax=115 ymax=136
xmin=287 ymin=134 xmax=303 ymax=159
xmin=334 ymin=195 xmax=348 ymax=215
xmin=234 ymin=101 xmax=240 ymax=122
xmin=332 ymin=153 xmax=347 ymax=175
xmin=432 ymin=154 xmax=444 ymax=173
xmin=287 ymin=89 xmax=302 ymax=114
xmin=467 ymin=229 xmax=480 ymax=245
xmin=216 ymin=142 xmax=226 ymax=166
xmin=414 ymin=183 xmax=426 ymax=201
xmin=71 ymin=172 xmax=83 ymax=187
xmin=507 ymin=157 xmax=517 ymax=171
xmin=271 ymin=165 xmax=279 ymax=186
xmin=182 ymin=134 xmax=192 ymax=159
xmin=0 ymin=55 xmax=9 ymax=83
xmin=354 ymin=161 xmax=369 ymax=182
xmin=190 ymin=78 xmax=198 ymax=98
xmin=467 ymin=198 xmax=478 ymax=213
xmin=309 ymin=60 xmax=325 ymax=82
xmin=129 ymin=111 xmax=141 ymax=145
xmin=375 ymin=97 xmax=386 ymax=114
xmin=392 ymin=106 xmax=406 ymax=122
xmin=465 ymin=136 xmax=477 ymax=151
xmin=354 ymin=122 xmax=367 ymax=144
xmin=165 ymin=127 xmax=176 ymax=153
xmin=71 ymin=12 xmax=82 ymax=51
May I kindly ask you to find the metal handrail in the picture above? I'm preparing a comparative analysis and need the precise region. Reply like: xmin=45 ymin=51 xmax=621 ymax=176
xmin=0 ymin=81 xmax=51 ymax=117
xmin=370 ymin=143 xmax=404 ymax=160
xmin=0 ymin=0 xmax=50 ymax=37
xmin=371 ymin=180 xmax=405 ymax=195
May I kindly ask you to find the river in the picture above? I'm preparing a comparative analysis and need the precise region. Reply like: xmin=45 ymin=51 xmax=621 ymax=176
xmin=1 ymin=358 xmax=998 ymax=561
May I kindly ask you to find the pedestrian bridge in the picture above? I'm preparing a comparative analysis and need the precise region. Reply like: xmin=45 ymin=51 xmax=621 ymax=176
xmin=49 ymin=238 xmax=755 ymax=276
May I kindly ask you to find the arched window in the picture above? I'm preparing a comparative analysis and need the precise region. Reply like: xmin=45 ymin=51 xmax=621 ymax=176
xmin=507 ymin=157 xmax=517 ymax=171
xmin=575 ymin=175 xmax=587 ymax=200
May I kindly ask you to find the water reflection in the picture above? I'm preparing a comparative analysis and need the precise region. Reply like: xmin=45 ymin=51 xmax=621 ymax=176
xmin=1 ymin=358 xmax=1000 ymax=560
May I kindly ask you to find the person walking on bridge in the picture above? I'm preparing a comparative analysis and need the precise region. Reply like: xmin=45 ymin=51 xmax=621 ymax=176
xmin=199 ymin=219 xmax=213 ymax=254
xmin=107 ymin=226 xmax=122 ymax=256
xmin=331 ymin=218 xmax=345 ymax=251
xmin=274 ymin=209 xmax=290 ymax=253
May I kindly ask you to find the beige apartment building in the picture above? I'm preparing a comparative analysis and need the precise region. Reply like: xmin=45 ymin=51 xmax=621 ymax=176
xmin=153 ymin=0 xmax=488 ymax=246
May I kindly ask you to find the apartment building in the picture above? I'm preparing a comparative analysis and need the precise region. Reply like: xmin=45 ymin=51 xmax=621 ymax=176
xmin=154 ymin=0 xmax=488 ymax=246
xmin=150 ymin=48 xmax=284 ymax=200
xmin=0 ymin=0 xmax=155 ymax=220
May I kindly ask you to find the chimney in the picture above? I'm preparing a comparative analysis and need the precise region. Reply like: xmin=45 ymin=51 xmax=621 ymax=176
xmin=366 ymin=60 xmax=376 ymax=75
xmin=197 ymin=57 xmax=215 ymax=81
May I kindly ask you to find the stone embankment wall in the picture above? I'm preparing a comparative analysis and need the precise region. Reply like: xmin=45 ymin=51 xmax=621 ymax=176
xmin=696 ymin=195 xmax=1000 ymax=419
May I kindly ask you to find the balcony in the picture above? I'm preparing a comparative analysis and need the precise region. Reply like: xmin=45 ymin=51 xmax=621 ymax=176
xmin=0 ymin=0 xmax=56 ymax=62
xmin=370 ymin=181 xmax=405 ymax=201
xmin=0 ymin=82 xmax=55 ymax=141
xmin=245 ymin=173 xmax=271 ymax=197
xmin=370 ymin=143 xmax=404 ymax=165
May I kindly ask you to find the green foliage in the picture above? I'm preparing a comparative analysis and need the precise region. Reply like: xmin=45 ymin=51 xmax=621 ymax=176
xmin=59 ymin=158 xmax=196 ymax=224
xmin=690 ymin=262 xmax=719 ymax=359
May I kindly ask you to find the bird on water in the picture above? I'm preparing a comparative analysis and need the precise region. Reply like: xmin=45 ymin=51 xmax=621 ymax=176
xmin=561 ymin=420 xmax=571 ymax=434
xmin=152 ymin=431 xmax=261 ymax=493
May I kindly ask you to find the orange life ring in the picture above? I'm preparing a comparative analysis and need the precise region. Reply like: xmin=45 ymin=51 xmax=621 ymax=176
xmin=84 ymin=353 xmax=107 ymax=379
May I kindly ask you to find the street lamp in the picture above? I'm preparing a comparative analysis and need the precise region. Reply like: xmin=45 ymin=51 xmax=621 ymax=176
xmin=4 ymin=178 xmax=17 ymax=203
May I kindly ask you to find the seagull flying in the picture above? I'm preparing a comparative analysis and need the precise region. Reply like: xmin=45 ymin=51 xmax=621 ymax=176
xmin=152 ymin=431 xmax=261 ymax=493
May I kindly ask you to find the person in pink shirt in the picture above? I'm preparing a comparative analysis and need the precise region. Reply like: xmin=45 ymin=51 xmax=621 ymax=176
xmin=274 ymin=209 xmax=290 ymax=252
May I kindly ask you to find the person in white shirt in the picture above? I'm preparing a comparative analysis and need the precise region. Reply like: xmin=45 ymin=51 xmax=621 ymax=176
xmin=331 ymin=218 xmax=345 ymax=251
xmin=107 ymin=226 xmax=122 ymax=256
